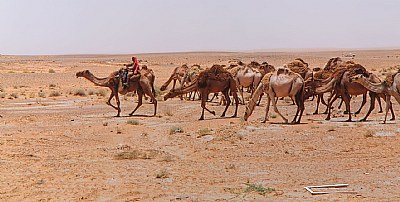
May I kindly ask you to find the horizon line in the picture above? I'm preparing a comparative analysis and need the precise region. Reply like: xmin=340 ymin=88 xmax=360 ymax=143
xmin=2 ymin=47 xmax=400 ymax=57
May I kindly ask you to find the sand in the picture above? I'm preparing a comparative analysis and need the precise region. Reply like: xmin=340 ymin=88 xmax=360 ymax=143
xmin=1 ymin=50 xmax=400 ymax=201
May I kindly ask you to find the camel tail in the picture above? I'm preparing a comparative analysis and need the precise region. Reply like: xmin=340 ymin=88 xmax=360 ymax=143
xmin=244 ymin=82 xmax=264 ymax=120
xmin=315 ymin=77 xmax=337 ymax=94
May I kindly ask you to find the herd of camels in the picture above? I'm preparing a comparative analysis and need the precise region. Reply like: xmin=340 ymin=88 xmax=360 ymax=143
xmin=75 ymin=57 xmax=400 ymax=124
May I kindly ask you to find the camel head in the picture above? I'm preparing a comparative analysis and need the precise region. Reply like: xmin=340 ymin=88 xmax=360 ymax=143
xmin=76 ymin=70 xmax=90 ymax=78
xmin=163 ymin=90 xmax=177 ymax=101
xmin=243 ymin=105 xmax=252 ymax=121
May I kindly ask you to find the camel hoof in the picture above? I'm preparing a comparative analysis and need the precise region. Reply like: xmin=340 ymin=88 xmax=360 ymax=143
xmin=199 ymin=117 xmax=204 ymax=120
xmin=211 ymin=111 xmax=216 ymax=116
xmin=325 ymin=117 xmax=331 ymax=121
xmin=355 ymin=111 xmax=361 ymax=115
xmin=344 ymin=111 xmax=349 ymax=114
xmin=261 ymin=120 xmax=266 ymax=123
xmin=230 ymin=115 xmax=237 ymax=118
xmin=378 ymin=110 xmax=383 ymax=113
xmin=345 ymin=119 xmax=353 ymax=122
xmin=129 ymin=113 xmax=134 ymax=116
xmin=390 ymin=118 xmax=395 ymax=121
xmin=313 ymin=112 xmax=318 ymax=115
xmin=359 ymin=119 xmax=366 ymax=122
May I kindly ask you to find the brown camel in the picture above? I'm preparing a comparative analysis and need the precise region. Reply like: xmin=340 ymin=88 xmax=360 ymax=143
xmin=181 ymin=64 xmax=204 ymax=100
xmin=164 ymin=65 xmax=239 ymax=120
xmin=287 ymin=58 xmax=313 ymax=80
xmin=76 ymin=69 xmax=157 ymax=117
xmin=244 ymin=67 xmax=305 ymax=124
xmin=160 ymin=64 xmax=188 ymax=92
xmin=315 ymin=62 xmax=379 ymax=122
xmin=350 ymin=71 xmax=400 ymax=123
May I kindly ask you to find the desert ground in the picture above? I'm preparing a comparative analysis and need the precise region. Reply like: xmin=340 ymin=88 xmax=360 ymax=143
xmin=0 ymin=50 xmax=400 ymax=201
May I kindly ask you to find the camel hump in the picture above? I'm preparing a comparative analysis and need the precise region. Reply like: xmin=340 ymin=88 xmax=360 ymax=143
xmin=276 ymin=67 xmax=288 ymax=76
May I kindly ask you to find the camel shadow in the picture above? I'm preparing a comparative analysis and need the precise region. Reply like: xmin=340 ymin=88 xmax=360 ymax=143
xmin=269 ymin=122 xmax=308 ymax=125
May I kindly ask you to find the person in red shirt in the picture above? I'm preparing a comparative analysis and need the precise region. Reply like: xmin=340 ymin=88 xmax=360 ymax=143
xmin=121 ymin=56 xmax=140 ymax=87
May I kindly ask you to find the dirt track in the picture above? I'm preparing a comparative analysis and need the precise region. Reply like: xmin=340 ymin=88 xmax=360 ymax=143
xmin=1 ymin=51 xmax=400 ymax=201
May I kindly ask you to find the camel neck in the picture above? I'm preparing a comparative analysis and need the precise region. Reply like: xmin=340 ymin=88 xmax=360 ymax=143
xmin=83 ymin=72 xmax=110 ymax=87
xmin=357 ymin=77 xmax=386 ymax=93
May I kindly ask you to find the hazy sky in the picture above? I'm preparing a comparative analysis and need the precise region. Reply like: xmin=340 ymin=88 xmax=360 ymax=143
xmin=1 ymin=0 xmax=400 ymax=55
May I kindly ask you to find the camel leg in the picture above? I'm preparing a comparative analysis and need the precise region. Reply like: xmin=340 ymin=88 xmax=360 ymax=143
xmin=106 ymin=92 xmax=119 ymax=111
xmin=239 ymin=86 xmax=245 ymax=105
xmin=262 ymin=95 xmax=271 ymax=123
xmin=341 ymin=92 xmax=352 ymax=122
xmin=389 ymin=101 xmax=395 ymax=120
xmin=355 ymin=93 xmax=367 ymax=114
xmin=129 ymin=91 xmax=143 ymax=116
xmin=376 ymin=96 xmax=383 ymax=113
xmin=256 ymin=92 xmax=264 ymax=106
xmin=270 ymin=93 xmax=288 ymax=123
xmin=313 ymin=94 xmax=321 ymax=115
xmin=360 ymin=92 xmax=376 ymax=122
xmin=199 ymin=93 xmax=216 ymax=120
xmin=325 ymin=93 xmax=340 ymax=121
xmin=115 ymin=91 xmax=122 ymax=117
xmin=220 ymin=89 xmax=231 ymax=117
xmin=231 ymin=91 xmax=239 ymax=118
xmin=383 ymin=95 xmax=391 ymax=124
xmin=292 ymin=88 xmax=305 ymax=124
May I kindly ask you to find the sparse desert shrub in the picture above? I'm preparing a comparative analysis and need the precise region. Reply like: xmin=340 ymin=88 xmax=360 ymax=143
xmin=197 ymin=128 xmax=212 ymax=137
xmin=96 ymin=89 xmax=107 ymax=97
xmin=164 ymin=107 xmax=174 ymax=116
xmin=38 ymin=92 xmax=46 ymax=98
xmin=0 ymin=92 xmax=6 ymax=98
xmin=364 ymin=130 xmax=374 ymax=138
xmin=127 ymin=119 xmax=140 ymax=125
xmin=270 ymin=114 xmax=277 ymax=118
xmin=48 ymin=69 xmax=56 ymax=73
xmin=87 ymin=89 xmax=95 ymax=95
xmin=74 ymin=89 xmax=86 ymax=96
xmin=9 ymin=93 xmax=18 ymax=99
xmin=49 ymin=91 xmax=61 ymax=97
xmin=156 ymin=169 xmax=169 ymax=179
xmin=169 ymin=126 xmax=184 ymax=135
xmin=243 ymin=183 xmax=275 ymax=196
xmin=49 ymin=84 xmax=56 ymax=88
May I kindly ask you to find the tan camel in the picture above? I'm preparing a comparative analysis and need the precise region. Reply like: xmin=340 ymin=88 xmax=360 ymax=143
xmin=350 ymin=72 xmax=400 ymax=123
xmin=315 ymin=63 xmax=379 ymax=122
xmin=160 ymin=64 xmax=189 ymax=91
xmin=235 ymin=64 xmax=263 ymax=104
xmin=164 ymin=65 xmax=239 ymax=120
xmin=76 ymin=69 xmax=157 ymax=117
xmin=244 ymin=68 xmax=305 ymax=124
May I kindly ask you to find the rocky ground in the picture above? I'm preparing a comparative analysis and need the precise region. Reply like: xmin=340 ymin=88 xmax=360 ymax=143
xmin=0 ymin=50 xmax=400 ymax=201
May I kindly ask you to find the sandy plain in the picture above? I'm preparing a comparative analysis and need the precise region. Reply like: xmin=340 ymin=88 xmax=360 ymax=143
xmin=0 ymin=50 xmax=400 ymax=201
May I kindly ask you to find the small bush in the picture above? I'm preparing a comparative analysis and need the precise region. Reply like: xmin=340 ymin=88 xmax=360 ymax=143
xmin=0 ymin=93 xmax=7 ymax=98
xmin=38 ymin=92 xmax=47 ymax=98
xmin=49 ymin=84 xmax=56 ymax=88
xmin=49 ymin=91 xmax=61 ymax=97
xmin=9 ymin=93 xmax=18 ymax=99
xmin=197 ymin=128 xmax=212 ymax=137
xmin=74 ymin=89 xmax=86 ymax=96
xmin=127 ymin=119 xmax=140 ymax=125
xmin=96 ymin=89 xmax=107 ymax=97
xmin=87 ymin=89 xmax=95 ymax=96
xmin=48 ymin=69 xmax=56 ymax=73
xmin=156 ymin=169 xmax=169 ymax=179
xmin=243 ymin=183 xmax=275 ymax=196
xmin=169 ymin=126 xmax=184 ymax=135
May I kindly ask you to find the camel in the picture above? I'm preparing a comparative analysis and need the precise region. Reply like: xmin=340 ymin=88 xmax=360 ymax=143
xmin=164 ymin=65 xmax=239 ymax=120
xmin=244 ymin=67 xmax=305 ymax=124
xmin=160 ymin=64 xmax=189 ymax=92
xmin=76 ymin=69 xmax=157 ymax=117
xmin=181 ymin=64 xmax=203 ymax=100
xmin=350 ymin=72 xmax=400 ymax=123
xmin=315 ymin=62 xmax=380 ymax=122
xmin=235 ymin=64 xmax=263 ymax=104
xmin=287 ymin=58 xmax=313 ymax=80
